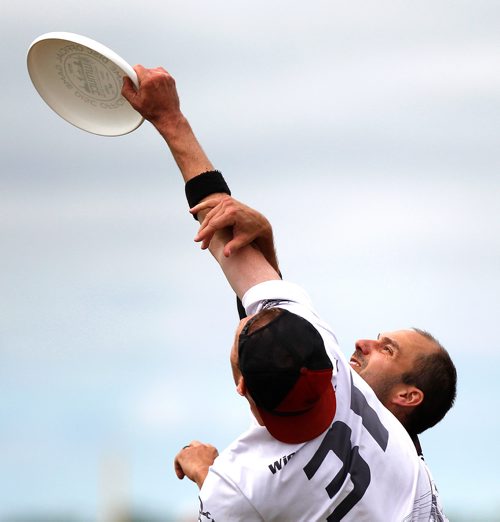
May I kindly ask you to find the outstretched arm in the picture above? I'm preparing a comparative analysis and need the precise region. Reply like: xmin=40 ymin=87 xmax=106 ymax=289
xmin=122 ymin=65 xmax=213 ymax=182
xmin=122 ymin=66 xmax=280 ymax=296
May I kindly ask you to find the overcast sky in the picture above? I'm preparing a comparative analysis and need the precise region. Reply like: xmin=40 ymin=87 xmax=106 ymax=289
xmin=1 ymin=1 xmax=500 ymax=521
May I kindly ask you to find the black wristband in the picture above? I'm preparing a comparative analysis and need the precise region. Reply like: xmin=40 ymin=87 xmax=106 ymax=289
xmin=185 ymin=170 xmax=231 ymax=219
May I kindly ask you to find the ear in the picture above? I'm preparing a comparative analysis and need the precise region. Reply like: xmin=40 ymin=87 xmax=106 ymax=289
xmin=236 ymin=376 xmax=246 ymax=397
xmin=391 ymin=385 xmax=424 ymax=409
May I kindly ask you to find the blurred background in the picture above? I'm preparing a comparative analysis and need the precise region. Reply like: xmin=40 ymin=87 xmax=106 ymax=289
xmin=2 ymin=1 xmax=499 ymax=521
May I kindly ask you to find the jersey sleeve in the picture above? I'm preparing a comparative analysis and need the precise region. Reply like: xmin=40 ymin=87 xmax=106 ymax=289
xmin=241 ymin=279 xmax=341 ymax=367
xmin=242 ymin=280 xmax=315 ymax=315
xmin=199 ymin=467 xmax=263 ymax=521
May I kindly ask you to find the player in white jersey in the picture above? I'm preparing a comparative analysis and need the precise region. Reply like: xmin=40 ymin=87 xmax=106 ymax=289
xmin=122 ymin=66 xmax=456 ymax=521
xmin=190 ymin=280 xmax=447 ymax=521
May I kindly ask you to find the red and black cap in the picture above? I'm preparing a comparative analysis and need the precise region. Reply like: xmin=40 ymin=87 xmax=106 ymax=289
xmin=238 ymin=308 xmax=336 ymax=444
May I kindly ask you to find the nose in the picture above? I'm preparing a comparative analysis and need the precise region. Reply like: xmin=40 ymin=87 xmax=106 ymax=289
xmin=355 ymin=339 xmax=379 ymax=355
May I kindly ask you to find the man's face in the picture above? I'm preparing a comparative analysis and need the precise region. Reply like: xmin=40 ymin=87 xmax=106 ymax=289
xmin=350 ymin=329 xmax=437 ymax=406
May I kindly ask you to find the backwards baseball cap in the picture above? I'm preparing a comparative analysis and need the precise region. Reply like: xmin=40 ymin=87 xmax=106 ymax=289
xmin=238 ymin=308 xmax=336 ymax=444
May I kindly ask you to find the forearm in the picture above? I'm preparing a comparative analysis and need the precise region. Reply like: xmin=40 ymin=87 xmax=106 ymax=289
xmin=122 ymin=66 xmax=215 ymax=183
xmin=203 ymin=221 xmax=280 ymax=299
xmin=122 ymin=66 xmax=280 ymax=286
xmin=152 ymin=112 xmax=214 ymax=183
xmin=254 ymin=225 xmax=279 ymax=274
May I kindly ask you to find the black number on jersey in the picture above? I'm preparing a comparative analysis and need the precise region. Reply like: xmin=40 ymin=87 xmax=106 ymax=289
xmin=304 ymin=421 xmax=370 ymax=521
xmin=198 ymin=497 xmax=216 ymax=521
xmin=303 ymin=375 xmax=388 ymax=521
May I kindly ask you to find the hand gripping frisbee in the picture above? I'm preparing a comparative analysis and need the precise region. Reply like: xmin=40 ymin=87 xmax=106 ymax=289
xmin=27 ymin=32 xmax=144 ymax=136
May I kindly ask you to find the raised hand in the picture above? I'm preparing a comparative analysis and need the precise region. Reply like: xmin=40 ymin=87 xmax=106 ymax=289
xmin=121 ymin=65 xmax=181 ymax=127
xmin=190 ymin=196 xmax=277 ymax=268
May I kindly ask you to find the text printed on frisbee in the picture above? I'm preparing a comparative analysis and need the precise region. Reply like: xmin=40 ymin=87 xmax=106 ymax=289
xmin=56 ymin=43 xmax=126 ymax=110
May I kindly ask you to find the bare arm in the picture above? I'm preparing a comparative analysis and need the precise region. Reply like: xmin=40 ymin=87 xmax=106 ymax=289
xmin=122 ymin=66 xmax=280 ymax=297
xmin=122 ymin=65 xmax=213 ymax=182
xmin=203 ymin=221 xmax=279 ymax=298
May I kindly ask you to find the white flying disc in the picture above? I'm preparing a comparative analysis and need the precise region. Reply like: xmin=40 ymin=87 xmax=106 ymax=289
xmin=27 ymin=32 xmax=144 ymax=136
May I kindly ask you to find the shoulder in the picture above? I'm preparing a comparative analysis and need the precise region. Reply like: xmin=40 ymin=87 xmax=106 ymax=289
xmin=241 ymin=280 xmax=314 ymax=315
xmin=199 ymin=469 xmax=262 ymax=520
xmin=199 ymin=426 xmax=287 ymax=520
xmin=242 ymin=279 xmax=340 ymax=351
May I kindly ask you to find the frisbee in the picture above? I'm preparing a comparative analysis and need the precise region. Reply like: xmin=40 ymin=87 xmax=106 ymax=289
xmin=27 ymin=32 xmax=144 ymax=136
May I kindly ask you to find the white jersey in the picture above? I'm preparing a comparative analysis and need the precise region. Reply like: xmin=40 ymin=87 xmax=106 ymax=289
xmin=198 ymin=280 xmax=448 ymax=521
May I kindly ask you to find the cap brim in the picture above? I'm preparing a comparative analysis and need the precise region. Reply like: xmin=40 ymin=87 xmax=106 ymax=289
xmin=258 ymin=383 xmax=336 ymax=444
